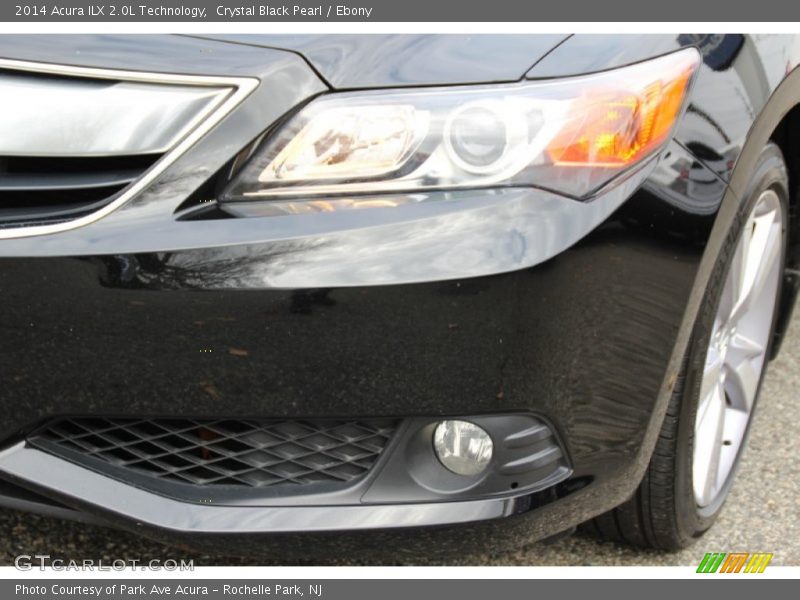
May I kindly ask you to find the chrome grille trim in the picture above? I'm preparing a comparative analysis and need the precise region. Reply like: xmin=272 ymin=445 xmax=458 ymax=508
xmin=0 ymin=72 xmax=231 ymax=157
xmin=0 ymin=58 xmax=259 ymax=240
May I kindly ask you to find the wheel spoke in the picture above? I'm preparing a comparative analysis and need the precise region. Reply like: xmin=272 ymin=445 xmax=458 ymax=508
xmin=724 ymin=349 xmax=761 ymax=412
xmin=716 ymin=408 xmax=750 ymax=491
xmin=693 ymin=382 xmax=726 ymax=506
xmin=729 ymin=209 xmax=780 ymax=326
xmin=723 ymin=233 xmax=746 ymax=320
xmin=717 ymin=275 xmax=737 ymax=328
xmin=728 ymin=332 xmax=764 ymax=359
xmin=699 ymin=348 xmax=723 ymax=407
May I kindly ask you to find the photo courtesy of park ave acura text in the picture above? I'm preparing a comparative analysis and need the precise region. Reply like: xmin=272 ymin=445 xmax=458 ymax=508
xmin=0 ymin=31 xmax=798 ymax=567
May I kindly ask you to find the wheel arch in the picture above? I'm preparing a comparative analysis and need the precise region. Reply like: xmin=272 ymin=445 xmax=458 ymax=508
xmin=687 ymin=65 xmax=800 ymax=363
xmin=768 ymin=103 xmax=800 ymax=356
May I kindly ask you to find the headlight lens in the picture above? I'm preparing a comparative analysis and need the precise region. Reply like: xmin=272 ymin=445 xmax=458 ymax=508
xmin=266 ymin=104 xmax=430 ymax=182
xmin=223 ymin=48 xmax=698 ymax=205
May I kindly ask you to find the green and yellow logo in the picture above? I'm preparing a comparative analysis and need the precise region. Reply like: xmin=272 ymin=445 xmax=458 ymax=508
xmin=697 ymin=552 xmax=773 ymax=573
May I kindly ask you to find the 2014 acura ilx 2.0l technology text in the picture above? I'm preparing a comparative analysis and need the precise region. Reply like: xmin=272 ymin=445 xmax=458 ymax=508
xmin=0 ymin=34 xmax=797 ymax=559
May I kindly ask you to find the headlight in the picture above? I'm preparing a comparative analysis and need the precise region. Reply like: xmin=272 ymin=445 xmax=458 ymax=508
xmin=222 ymin=48 xmax=699 ymax=208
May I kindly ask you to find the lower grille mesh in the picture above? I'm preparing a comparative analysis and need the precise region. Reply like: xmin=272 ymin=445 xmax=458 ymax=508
xmin=31 ymin=417 xmax=398 ymax=488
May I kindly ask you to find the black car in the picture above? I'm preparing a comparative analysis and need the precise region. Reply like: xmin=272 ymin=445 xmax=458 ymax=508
xmin=0 ymin=33 xmax=797 ymax=559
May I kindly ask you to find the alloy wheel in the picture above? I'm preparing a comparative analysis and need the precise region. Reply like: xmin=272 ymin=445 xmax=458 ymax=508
xmin=692 ymin=189 xmax=784 ymax=508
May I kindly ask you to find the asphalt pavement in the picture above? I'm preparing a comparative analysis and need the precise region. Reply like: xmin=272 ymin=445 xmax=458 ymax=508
xmin=1 ymin=313 xmax=798 ymax=567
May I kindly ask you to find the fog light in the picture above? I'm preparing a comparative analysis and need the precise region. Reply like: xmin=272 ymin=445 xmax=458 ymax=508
xmin=433 ymin=420 xmax=493 ymax=476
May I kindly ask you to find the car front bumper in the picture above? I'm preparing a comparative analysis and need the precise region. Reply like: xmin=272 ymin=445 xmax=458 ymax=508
xmin=0 ymin=166 xmax=710 ymax=555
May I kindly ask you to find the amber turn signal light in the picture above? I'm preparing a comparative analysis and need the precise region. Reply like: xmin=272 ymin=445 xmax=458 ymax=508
xmin=547 ymin=52 xmax=699 ymax=167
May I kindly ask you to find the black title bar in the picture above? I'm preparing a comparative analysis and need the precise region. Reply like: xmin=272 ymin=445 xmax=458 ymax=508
xmin=4 ymin=0 xmax=800 ymax=21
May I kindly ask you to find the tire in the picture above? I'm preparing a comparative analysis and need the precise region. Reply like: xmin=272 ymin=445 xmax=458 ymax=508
xmin=586 ymin=143 xmax=789 ymax=550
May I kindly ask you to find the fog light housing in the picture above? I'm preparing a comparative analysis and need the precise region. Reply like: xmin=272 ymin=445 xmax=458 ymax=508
xmin=433 ymin=420 xmax=493 ymax=476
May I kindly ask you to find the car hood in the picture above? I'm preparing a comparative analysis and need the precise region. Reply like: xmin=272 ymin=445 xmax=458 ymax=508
xmin=200 ymin=34 xmax=569 ymax=88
